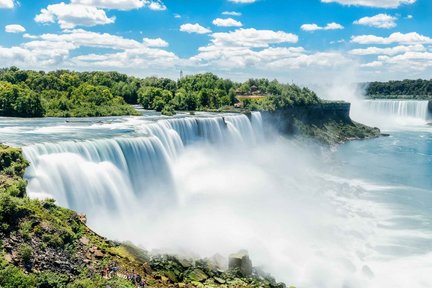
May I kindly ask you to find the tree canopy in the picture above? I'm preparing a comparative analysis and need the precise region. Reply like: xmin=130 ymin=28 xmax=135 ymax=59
xmin=0 ymin=67 xmax=321 ymax=117
xmin=366 ymin=79 xmax=432 ymax=99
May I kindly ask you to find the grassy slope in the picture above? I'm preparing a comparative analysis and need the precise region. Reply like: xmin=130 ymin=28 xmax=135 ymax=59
xmin=0 ymin=145 xmax=288 ymax=288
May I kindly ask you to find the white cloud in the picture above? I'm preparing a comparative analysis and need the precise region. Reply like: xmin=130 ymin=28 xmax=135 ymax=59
xmin=406 ymin=15 xmax=413 ymax=19
xmin=143 ymin=37 xmax=168 ymax=47
xmin=70 ymin=0 xmax=145 ymax=10
xmin=361 ymin=61 xmax=383 ymax=67
xmin=186 ymin=28 xmax=343 ymax=72
xmin=210 ymin=28 xmax=298 ymax=48
xmin=0 ymin=29 xmax=177 ymax=69
xmin=180 ymin=23 xmax=212 ymax=34
xmin=321 ymin=0 xmax=415 ymax=8
xmin=222 ymin=11 xmax=241 ymax=16
xmin=301 ymin=22 xmax=344 ymax=31
xmin=0 ymin=0 xmax=14 ymax=9
xmin=228 ymin=0 xmax=255 ymax=3
xmin=148 ymin=1 xmax=166 ymax=11
xmin=190 ymin=44 xmax=349 ymax=71
xmin=212 ymin=18 xmax=242 ymax=27
xmin=351 ymin=32 xmax=432 ymax=45
xmin=371 ymin=52 xmax=432 ymax=71
xmin=354 ymin=14 xmax=397 ymax=29
xmin=35 ymin=3 xmax=115 ymax=29
xmin=5 ymin=24 xmax=26 ymax=33
xmin=350 ymin=44 xmax=425 ymax=55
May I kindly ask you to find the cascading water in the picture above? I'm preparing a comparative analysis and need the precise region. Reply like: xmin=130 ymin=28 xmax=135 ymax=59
xmin=23 ymin=113 xmax=263 ymax=218
xmin=359 ymin=100 xmax=430 ymax=126
xmin=1 ymin=110 xmax=429 ymax=288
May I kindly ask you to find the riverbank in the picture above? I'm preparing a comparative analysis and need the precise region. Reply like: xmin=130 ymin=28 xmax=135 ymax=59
xmin=0 ymin=145 xmax=288 ymax=288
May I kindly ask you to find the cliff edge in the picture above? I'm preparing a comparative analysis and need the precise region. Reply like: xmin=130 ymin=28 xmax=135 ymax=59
xmin=261 ymin=102 xmax=381 ymax=144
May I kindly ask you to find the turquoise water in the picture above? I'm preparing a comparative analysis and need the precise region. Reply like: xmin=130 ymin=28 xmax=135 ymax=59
xmin=333 ymin=129 xmax=432 ymax=254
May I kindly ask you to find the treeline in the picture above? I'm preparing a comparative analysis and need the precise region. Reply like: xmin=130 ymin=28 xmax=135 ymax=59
xmin=0 ymin=67 xmax=139 ymax=117
xmin=366 ymin=79 xmax=432 ymax=99
xmin=0 ymin=67 xmax=320 ymax=117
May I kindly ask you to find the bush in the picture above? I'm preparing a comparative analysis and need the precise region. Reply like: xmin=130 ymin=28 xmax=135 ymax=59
xmin=36 ymin=271 xmax=69 ymax=288
xmin=0 ymin=257 xmax=36 ymax=288
xmin=17 ymin=244 xmax=33 ymax=265
xmin=161 ymin=105 xmax=176 ymax=116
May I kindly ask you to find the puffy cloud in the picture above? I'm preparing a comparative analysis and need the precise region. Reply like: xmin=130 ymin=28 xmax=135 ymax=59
xmin=70 ymin=0 xmax=145 ymax=10
xmin=70 ymin=0 xmax=166 ymax=10
xmin=212 ymin=18 xmax=242 ymax=27
xmin=143 ymin=37 xmax=168 ymax=47
xmin=354 ymin=14 xmax=397 ymax=29
xmin=351 ymin=32 xmax=432 ymax=45
xmin=187 ymin=27 xmax=348 ymax=72
xmin=321 ymin=0 xmax=415 ymax=8
xmin=180 ymin=23 xmax=212 ymax=34
xmin=222 ymin=11 xmax=241 ymax=16
xmin=228 ymin=0 xmax=255 ymax=3
xmin=5 ymin=24 xmax=26 ymax=33
xmin=363 ymin=52 xmax=432 ymax=71
xmin=210 ymin=28 xmax=298 ymax=48
xmin=301 ymin=22 xmax=344 ymax=31
xmin=35 ymin=3 xmax=115 ymax=29
xmin=349 ymin=44 xmax=425 ymax=55
xmin=0 ymin=29 xmax=177 ymax=69
xmin=0 ymin=0 xmax=14 ymax=9
xmin=147 ymin=1 xmax=166 ymax=11
xmin=190 ymin=45 xmax=349 ymax=70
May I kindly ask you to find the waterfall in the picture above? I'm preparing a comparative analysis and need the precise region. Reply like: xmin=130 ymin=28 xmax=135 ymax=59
xmin=363 ymin=100 xmax=430 ymax=121
xmin=23 ymin=113 xmax=263 ymax=217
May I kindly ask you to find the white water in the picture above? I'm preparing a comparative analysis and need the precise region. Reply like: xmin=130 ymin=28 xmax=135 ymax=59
xmin=11 ymin=111 xmax=430 ymax=288
xmin=361 ymin=100 xmax=430 ymax=126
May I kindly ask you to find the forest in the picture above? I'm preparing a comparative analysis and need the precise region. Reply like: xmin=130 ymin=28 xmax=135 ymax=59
xmin=365 ymin=79 xmax=432 ymax=99
xmin=0 ymin=67 xmax=320 ymax=117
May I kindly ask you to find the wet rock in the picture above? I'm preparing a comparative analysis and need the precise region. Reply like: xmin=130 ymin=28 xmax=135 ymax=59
xmin=187 ymin=269 xmax=208 ymax=282
xmin=142 ymin=262 xmax=153 ymax=274
xmin=177 ymin=257 xmax=193 ymax=269
xmin=214 ymin=277 xmax=226 ymax=284
xmin=164 ymin=271 xmax=179 ymax=283
xmin=228 ymin=251 xmax=253 ymax=277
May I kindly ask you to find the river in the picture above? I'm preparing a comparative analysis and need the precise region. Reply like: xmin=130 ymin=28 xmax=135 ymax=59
xmin=0 ymin=101 xmax=430 ymax=288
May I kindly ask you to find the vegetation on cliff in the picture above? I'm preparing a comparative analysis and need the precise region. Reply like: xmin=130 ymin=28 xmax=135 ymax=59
xmin=0 ymin=145 xmax=289 ymax=287
xmin=365 ymin=79 xmax=432 ymax=99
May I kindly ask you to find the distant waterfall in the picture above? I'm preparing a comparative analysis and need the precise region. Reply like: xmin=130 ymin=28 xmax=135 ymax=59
xmin=23 ymin=113 xmax=263 ymax=216
xmin=363 ymin=100 xmax=430 ymax=121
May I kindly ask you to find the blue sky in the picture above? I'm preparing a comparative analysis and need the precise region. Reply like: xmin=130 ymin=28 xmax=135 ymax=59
xmin=0 ymin=0 xmax=431 ymax=83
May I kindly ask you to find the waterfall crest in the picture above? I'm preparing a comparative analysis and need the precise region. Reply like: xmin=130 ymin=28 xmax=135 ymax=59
xmin=363 ymin=100 xmax=430 ymax=121
xmin=23 ymin=113 xmax=263 ymax=215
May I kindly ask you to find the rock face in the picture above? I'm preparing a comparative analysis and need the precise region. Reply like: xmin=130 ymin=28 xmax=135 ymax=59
xmin=261 ymin=102 xmax=381 ymax=144
xmin=428 ymin=100 xmax=432 ymax=120
xmin=229 ymin=251 xmax=253 ymax=277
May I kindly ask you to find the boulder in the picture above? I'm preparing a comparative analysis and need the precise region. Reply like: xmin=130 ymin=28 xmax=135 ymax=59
xmin=228 ymin=250 xmax=253 ymax=277
xmin=93 ymin=249 xmax=104 ymax=259
xmin=79 ymin=237 xmax=90 ymax=245
xmin=187 ymin=269 xmax=208 ymax=282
